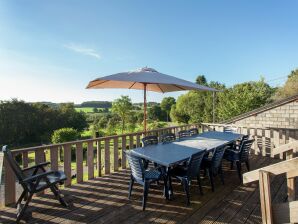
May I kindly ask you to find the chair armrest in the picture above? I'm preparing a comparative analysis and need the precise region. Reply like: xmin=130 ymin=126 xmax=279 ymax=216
xmin=22 ymin=162 xmax=51 ymax=172
xmin=21 ymin=170 xmax=55 ymax=183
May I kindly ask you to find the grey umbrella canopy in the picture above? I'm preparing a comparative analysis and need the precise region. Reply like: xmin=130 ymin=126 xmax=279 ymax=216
xmin=86 ymin=67 xmax=218 ymax=131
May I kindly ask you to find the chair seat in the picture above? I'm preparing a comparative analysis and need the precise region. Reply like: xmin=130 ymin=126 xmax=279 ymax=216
xmin=170 ymin=166 xmax=188 ymax=179
xmin=144 ymin=169 xmax=161 ymax=180
xmin=35 ymin=171 xmax=67 ymax=191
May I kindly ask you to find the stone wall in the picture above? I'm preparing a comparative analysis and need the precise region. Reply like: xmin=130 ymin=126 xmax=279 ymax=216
xmin=229 ymin=100 xmax=298 ymax=129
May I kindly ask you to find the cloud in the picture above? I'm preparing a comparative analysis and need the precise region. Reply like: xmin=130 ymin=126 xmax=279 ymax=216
xmin=64 ymin=43 xmax=101 ymax=60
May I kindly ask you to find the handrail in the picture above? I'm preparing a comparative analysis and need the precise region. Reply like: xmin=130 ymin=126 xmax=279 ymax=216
xmin=243 ymin=157 xmax=298 ymax=184
xmin=11 ymin=123 xmax=201 ymax=154
xmin=271 ymin=140 xmax=298 ymax=157
xmin=243 ymin=156 xmax=298 ymax=223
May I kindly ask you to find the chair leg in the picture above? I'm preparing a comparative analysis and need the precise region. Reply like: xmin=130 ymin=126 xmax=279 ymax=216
xmin=182 ymin=179 xmax=190 ymax=206
xmin=245 ymin=160 xmax=250 ymax=171
xmin=50 ymin=185 xmax=68 ymax=207
xmin=168 ymin=176 xmax=173 ymax=197
xmin=236 ymin=161 xmax=242 ymax=181
xmin=128 ymin=175 xmax=134 ymax=199
xmin=219 ymin=166 xmax=224 ymax=185
xmin=163 ymin=176 xmax=169 ymax=200
xmin=208 ymin=168 xmax=215 ymax=192
xmin=197 ymin=175 xmax=203 ymax=195
xmin=142 ymin=181 xmax=149 ymax=211
xmin=16 ymin=192 xmax=33 ymax=223
xmin=15 ymin=190 xmax=27 ymax=208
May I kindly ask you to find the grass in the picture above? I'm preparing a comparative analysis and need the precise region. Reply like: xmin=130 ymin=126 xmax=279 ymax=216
xmin=75 ymin=107 xmax=97 ymax=113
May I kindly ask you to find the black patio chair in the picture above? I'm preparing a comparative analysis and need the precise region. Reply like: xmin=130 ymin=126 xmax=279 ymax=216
xmin=2 ymin=146 xmax=68 ymax=223
xmin=234 ymin=135 xmax=249 ymax=150
xmin=169 ymin=150 xmax=206 ymax=205
xmin=224 ymin=139 xmax=254 ymax=181
xmin=188 ymin=128 xmax=199 ymax=136
xmin=178 ymin=130 xmax=190 ymax=139
xmin=141 ymin=135 xmax=158 ymax=169
xmin=126 ymin=151 xmax=166 ymax=210
xmin=141 ymin=135 xmax=158 ymax=147
xmin=161 ymin=133 xmax=176 ymax=143
xmin=201 ymin=146 xmax=227 ymax=192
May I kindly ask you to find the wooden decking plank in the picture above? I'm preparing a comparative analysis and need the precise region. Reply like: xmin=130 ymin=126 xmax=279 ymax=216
xmin=214 ymin=157 xmax=277 ymax=224
xmin=198 ymin=156 xmax=269 ymax=224
xmin=182 ymin=155 xmax=268 ymax=224
xmin=226 ymin=159 xmax=284 ymax=224
xmin=244 ymin=170 xmax=286 ymax=224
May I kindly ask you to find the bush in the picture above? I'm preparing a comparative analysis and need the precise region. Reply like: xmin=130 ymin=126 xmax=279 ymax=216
xmin=51 ymin=128 xmax=80 ymax=144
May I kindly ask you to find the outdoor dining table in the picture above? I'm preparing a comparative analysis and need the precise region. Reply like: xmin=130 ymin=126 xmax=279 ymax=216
xmin=130 ymin=131 xmax=243 ymax=198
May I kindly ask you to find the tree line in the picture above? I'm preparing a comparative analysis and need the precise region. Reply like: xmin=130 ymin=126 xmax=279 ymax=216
xmin=0 ymin=100 xmax=87 ymax=148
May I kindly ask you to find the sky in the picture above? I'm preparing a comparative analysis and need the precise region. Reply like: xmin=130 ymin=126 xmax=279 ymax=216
xmin=0 ymin=0 xmax=298 ymax=103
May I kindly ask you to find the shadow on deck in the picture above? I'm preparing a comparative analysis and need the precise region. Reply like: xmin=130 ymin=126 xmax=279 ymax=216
xmin=0 ymin=155 xmax=288 ymax=224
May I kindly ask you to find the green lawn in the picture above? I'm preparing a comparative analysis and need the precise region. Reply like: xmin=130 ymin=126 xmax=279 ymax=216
xmin=75 ymin=107 xmax=96 ymax=113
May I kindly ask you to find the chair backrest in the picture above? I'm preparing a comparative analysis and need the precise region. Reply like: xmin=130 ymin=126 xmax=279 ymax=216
xmin=224 ymin=126 xmax=238 ymax=133
xmin=125 ymin=151 xmax=144 ymax=181
xmin=2 ymin=146 xmax=25 ymax=181
xmin=142 ymin=135 xmax=158 ymax=147
xmin=178 ymin=130 xmax=190 ymax=139
xmin=161 ymin=133 xmax=176 ymax=143
xmin=186 ymin=150 xmax=206 ymax=179
xmin=239 ymin=139 xmax=254 ymax=162
xmin=211 ymin=146 xmax=227 ymax=170
xmin=189 ymin=128 xmax=199 ymax=136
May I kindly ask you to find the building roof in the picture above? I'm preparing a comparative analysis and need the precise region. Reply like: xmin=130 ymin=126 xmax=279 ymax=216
xmin=224 ymin=93 xmax=298 ymax=124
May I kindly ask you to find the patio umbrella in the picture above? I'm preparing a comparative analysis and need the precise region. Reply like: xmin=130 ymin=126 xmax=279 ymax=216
xmin=86 ymin=67 xmax=218 ymax=132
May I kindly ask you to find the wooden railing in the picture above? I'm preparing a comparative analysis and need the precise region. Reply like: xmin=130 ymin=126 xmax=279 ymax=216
xmin=202 ymin=123 xmax=298 ymax=159
xmin=2 ymin=122 xmax=297 ymax=207
xmin=243 ymin=141 xmax=298 ymax=224
xmin=3 ymin=123 xmax=203 ymax=206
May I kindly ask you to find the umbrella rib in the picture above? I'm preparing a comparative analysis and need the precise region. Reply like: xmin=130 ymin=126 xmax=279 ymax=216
xmin=128 ymin=82 xmax=137 ymax=89
xmin=157 ymin=84 xmax=164 ymax=93
xmin=87 ymin=80 xmax=109 ymax=88
xmin=173 ymin=84 xmax=186 ymax=91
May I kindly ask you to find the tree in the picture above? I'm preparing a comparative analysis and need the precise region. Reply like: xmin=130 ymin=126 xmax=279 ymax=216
xmin=148 ymin=104 xmax=166 ymax=121
xmin=170 ymin=104 xmax=190 ymax=124
xmin=196 ymin=75 xmax=207 ymax=85
xmin=217 ymin=78 xmax=274 ymax=121
xmin=274 ymin=69 xmax=298 ymax=100
xmin=160 ymin=97 xmax=176 ymax=121
xmin=111 ymin=96 xmax=133 ymax=133
xmin=51 ymin=128 xmax=80 ymax=143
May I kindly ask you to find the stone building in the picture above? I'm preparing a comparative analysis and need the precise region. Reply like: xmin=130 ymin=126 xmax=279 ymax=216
xmin=225 ymin=93 xmax=298 ymax=129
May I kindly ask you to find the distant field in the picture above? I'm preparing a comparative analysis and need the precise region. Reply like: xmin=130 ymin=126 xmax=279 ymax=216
xmin=75 ymin=107 xmax=95 ymax=113
xmin=75 ymin=107 xmax=110 ymax=113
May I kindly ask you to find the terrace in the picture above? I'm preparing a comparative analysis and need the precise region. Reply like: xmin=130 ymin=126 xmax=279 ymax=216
xmin=0 ymin=123 xmax=297 ymax=224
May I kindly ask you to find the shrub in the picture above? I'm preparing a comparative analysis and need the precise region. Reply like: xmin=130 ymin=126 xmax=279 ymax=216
xmin=51 ymin=128 xmax=80 ymax=143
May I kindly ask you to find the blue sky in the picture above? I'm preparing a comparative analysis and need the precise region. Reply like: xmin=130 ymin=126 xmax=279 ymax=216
xmin=0 ymin=0 xmax=298 ymax=103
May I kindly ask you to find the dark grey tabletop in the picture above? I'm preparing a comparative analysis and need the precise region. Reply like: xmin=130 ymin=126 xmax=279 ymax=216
xmin=131 ymin=131 xmax=243 ymax=167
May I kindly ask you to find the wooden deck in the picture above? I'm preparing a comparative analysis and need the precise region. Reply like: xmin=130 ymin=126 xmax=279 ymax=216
xmin=0 ymin=154 xmax=292 ymax=224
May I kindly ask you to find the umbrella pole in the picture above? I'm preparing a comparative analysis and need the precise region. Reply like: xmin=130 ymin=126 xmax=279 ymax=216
xmin=143 ymin=83 xmax=147 ymax=133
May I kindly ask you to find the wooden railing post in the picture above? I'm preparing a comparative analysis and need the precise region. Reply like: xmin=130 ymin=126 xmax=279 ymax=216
xmin=104 ymin=139 xmax=110 ymax=174
xmin=50 ymin=146 xmax=59 ymax=171
xmin=121 ymin=136 xmax=127 ymax=169
xmin=96 ymin=141 xmax=102 ymax=177
xmin=4 ymin=156 xmax=16 ymax=205
xmin=113 ymin=137 xmax=119 ymax=172
xmin=64 ymin=144 xmax=72 ymax=187
xmin=286 ymin=149 xmax=295 ymax=202
xmin=22 ymin=152 xmax=29 ymax=168
xmin=87 ymin=141 xmax=94 ymax=179
xmin=259 ymin=170 xmax=273 ymax=224
xmin=76 ymin=143 xmax=83 ymax=183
